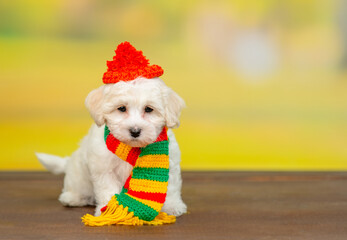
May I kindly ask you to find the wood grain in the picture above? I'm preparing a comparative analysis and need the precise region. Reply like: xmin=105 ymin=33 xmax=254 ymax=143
xmin=0 ymin=172 xmax=347 ymax=240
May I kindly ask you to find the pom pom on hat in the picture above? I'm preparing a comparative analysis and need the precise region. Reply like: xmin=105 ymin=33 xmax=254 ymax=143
xmin=103 ymin=42 xmax=164 ymax=84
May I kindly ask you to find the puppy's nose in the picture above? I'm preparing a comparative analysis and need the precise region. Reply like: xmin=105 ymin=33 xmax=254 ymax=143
xmin=129 ymin=128 xmax=141 ymax=138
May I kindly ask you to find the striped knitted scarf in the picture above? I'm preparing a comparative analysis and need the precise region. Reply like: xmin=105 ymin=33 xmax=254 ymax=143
xmin=82 ymin=126 xmax=176 ymax=226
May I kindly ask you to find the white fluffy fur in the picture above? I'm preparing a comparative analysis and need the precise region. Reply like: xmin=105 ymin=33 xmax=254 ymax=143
xmin=37 ymin=77 xmax=187 ymax=217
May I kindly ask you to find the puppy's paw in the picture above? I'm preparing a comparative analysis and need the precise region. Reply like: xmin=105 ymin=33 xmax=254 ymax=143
xmin=59 ymin=192 xmax=94 ymax=207
xmin=94 ymin=205 xmax=104 ymax=216
xmin=162 ymin=199 xmax=187 ymax=217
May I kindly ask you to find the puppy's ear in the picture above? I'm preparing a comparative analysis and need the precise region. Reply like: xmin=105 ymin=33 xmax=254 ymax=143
xmin=164 ymin=87 xmax=186 ymax=129
xmin=85 ymin=85 xmax=105 ymax=126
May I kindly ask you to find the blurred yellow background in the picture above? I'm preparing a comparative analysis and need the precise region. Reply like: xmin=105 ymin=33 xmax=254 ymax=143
xmin=1 ymin=0 xmax=347 ymax=171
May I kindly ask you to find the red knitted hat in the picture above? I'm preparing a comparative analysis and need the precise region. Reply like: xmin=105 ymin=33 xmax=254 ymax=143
xmin=102 ymin=42 xmax=164 ymax=84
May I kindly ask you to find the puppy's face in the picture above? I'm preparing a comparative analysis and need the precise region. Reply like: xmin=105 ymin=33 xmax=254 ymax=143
xmin=85 ymin=78 xmax=185 ymax=147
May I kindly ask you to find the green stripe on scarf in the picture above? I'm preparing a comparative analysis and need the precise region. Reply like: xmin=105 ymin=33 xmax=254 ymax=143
xmin=139 ymin=141 xmax=169 ymax=156
xmin=132 ymin=167 xmax=170 ymax=182
xmin=116 ymin=193 xmax=159 ymax=221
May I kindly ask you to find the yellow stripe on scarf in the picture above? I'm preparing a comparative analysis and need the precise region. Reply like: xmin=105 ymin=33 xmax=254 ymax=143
xmin=125 ymin=194 xmax=163 ymax=212
xmin=115 ymin=142 xmax=132 ymax=160
xmin=135 ymin=154 xmax=170 ymax=168
xmin=129 ymin=178 xmax=168 ymax=194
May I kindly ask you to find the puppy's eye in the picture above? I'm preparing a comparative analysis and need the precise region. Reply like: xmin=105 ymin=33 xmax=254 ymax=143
xmin=145 ymin=106 xmax=153 ymax=113
xmin=117 ymin=106 xmax=126 ymax=112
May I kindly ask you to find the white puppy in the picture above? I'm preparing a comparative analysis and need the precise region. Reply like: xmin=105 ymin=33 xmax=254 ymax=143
xmin=37 ymin=77 xmax=187 ymax=217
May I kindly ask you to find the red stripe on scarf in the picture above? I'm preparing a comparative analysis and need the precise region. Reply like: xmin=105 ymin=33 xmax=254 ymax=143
xmin=155 ymin=127 xmax=168 ymax=142
xmin=127 ymin=190 xmax=167 ymax=203
xmin=123 ymin=175 xmax=131 ymax=190
xmin=105 ymin=134 xmax=120 ymax=153
xmin=126 ymin=148 xmax=141 ymax=166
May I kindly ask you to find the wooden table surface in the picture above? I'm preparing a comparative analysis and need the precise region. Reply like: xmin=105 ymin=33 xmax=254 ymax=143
xmin=0 ymin=172 xmax=347 ymax=240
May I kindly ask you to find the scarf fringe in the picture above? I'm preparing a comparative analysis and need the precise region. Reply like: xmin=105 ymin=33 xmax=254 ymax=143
xmin=81 ymin=197 xmax=176 ymax=226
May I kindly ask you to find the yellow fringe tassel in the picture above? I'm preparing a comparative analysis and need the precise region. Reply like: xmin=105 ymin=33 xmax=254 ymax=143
xmin=81 ymin=197 xmax=176 ymax=226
